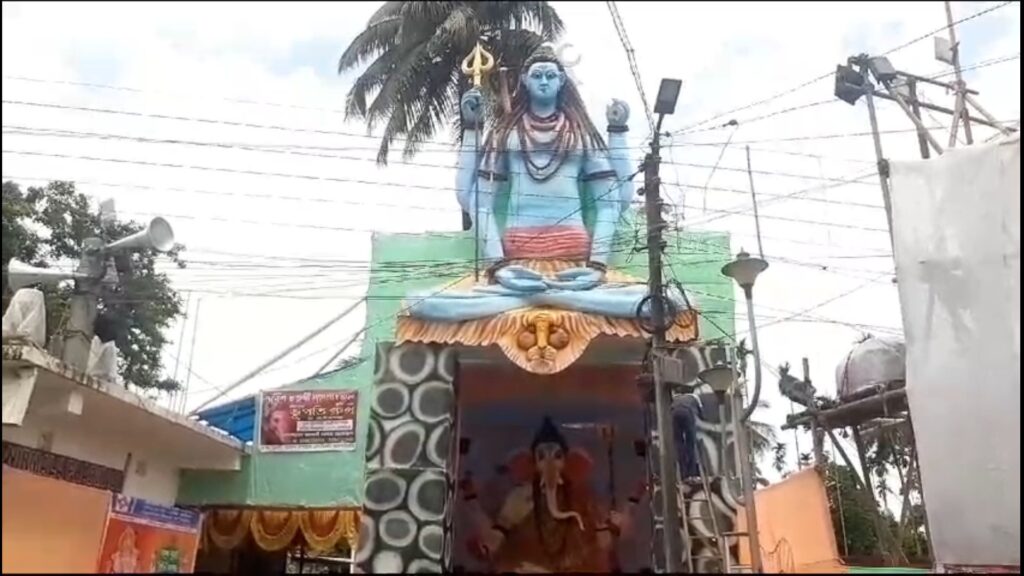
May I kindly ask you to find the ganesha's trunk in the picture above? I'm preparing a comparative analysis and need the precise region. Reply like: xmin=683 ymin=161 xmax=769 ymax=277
xmin=544 ymin=485 xmax=585 ymax=531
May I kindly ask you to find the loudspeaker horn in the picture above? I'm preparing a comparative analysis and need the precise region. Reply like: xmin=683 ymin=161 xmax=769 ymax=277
xmin=104 ymin=217 xmax=175 ymax=253
xmin=6 ymin=259 xmax=91 ymax=291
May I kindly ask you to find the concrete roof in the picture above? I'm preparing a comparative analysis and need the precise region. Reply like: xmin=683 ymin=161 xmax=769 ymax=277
xmin=3 ymin=344 xmax=243 ymax=469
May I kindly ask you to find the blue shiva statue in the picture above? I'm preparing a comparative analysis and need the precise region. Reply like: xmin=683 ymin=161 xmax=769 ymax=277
xmin=405 ymin=43 xmax=688 ymax=323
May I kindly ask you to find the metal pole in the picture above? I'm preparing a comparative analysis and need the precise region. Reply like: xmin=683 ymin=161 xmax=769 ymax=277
xmin=62 ymin=238 xmax=106 ymax=372
xmin=645 ymin=113 xmax=684 ymax=572
xmin=191 ymin=297 xmax=365 ymax=413
xmin=745 ymin=146 xmax=765 ymax=260
xmin=170 ymin=291 xmax=192 ymax=411
xmin=731 ymin=346 xmax=763 ymax=573
xmin=907 ymin=80 xmax=932 ymax=160
xmin=825 ymin=427 xmax=904 ymax=566
xmin=179 ymin=297 xmax=203 ymax=413
xmin=963 ymin=92 xmax=1016 ymax=134
xmin=860 ymin=67 xmax=898 ymax=255
xmin=944 ymin=0 xmax=974 ymax=145
xmin=740 ymin=288 xmax=764 ymax=423
xmin=875 ymin=80 xmax=945 ymax=155
xmin=869 ymin=89 xmax=1005 ymax=131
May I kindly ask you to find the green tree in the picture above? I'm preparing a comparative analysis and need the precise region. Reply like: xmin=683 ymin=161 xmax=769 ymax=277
xmin=824 ymin=458 xmax=886 ymax=560
xmin=864 ymin=424 xmax=930 ymax=562
xmin=338 ymin=1 xmax=565 ymax=164
xmin=2 ymin=180 xmax=185 ymax=391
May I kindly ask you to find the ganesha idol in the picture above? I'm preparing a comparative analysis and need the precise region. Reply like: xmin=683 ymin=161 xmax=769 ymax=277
xmin=459 ymin=417 xmax=645 ymax=573
xmin=397 ymin=43 xmax=698 ymax=374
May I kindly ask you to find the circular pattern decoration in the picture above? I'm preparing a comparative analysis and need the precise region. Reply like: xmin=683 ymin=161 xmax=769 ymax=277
xmin=367 ymin=419 xmax=382 ymax=460
xmin=364 ymin=471 xmax=408 ymax=512
xmin=443 ymin=529 xmax=453 ymax=568
xmin=417 ymin=524 xmax=443 ymax=560
xmin=408 ymin=560 xmax=442 ymax=574
xmin=436 ymin=346 xmax=455 ymax=382
xmin=354 ymin=515 xmax=375 ymax=565
xmin=411 ymin=381 xmax=453 ymax=424
xmin=425 ymin=422 xmax=451 ymax=468
xmin=390 ymin=344 xmax=436 ymax=385
xmin=373 ymin=343 xmax=389 ymax=381
xmin=372 ymin=550 xmax=404 ymax=574
xmin=408 ymin=470 xmax=447 ymax=522
xmin=378 ymin=510 xmax=418 ymax=548
xmin=383 ymin=421 xmax=426 ymax=468
xmin=374 ymin=383 xmax=411 ymax=418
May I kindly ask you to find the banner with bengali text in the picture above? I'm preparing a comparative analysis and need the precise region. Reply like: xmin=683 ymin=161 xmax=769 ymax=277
xmin=257 ymin=389 xmax=358 ymax=452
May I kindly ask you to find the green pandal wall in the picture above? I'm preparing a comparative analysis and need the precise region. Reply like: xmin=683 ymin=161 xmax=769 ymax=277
xmin=177 ymin=221 xmax=735 ymax=508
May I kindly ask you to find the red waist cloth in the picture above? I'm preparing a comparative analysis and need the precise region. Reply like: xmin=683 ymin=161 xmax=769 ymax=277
xmin=502 ymin=226 xmax=591 ymax=260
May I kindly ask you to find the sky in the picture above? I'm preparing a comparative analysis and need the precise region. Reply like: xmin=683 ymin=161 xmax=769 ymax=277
xmin=2 ymin=1 xmax=1020 ymax=481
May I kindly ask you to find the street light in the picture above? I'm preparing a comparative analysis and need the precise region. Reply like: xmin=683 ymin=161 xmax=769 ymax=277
xmin=654 ymin=78 xmax=682 ymax=116
xmin=698 ymin=361 xmax=733 ymax=393
xmin=722 ymin=249 xmax=768 ymax=293
xmin=720 ymin=249 xmax=768 ymax=573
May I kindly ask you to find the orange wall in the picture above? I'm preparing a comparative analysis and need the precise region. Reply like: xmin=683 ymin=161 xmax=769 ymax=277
xmin=2 ymin=466 xmax=111 ymax=574
xmin=737 ymin=468 xmax=847 ymax=573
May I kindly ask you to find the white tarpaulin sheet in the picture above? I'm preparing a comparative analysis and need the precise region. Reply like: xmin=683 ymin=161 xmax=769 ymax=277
xmin=889 ymin=133 xmax=1020 ymax=569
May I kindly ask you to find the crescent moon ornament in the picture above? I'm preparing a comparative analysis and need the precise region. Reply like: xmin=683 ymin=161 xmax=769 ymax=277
xmin=461 ymin=42 xmax=495 ymax=88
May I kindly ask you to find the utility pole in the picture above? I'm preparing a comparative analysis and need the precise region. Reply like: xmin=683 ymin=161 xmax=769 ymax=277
xmin=730 ymin=347 xmax=763 ymax=573
xmin=857 ymin=59 xmax=898 ymax=255
xmin=642 ymin=78 xmax=685 ymax=573
xmin=644 ymin=112 xmax=685 ymax=573
xmin=62 ymin=238 xmax=107 ymax=371
xmin=804 ymin=357 xmax=825 ymax=469
xmin=944 ymin=0 xmax=973 ymax=146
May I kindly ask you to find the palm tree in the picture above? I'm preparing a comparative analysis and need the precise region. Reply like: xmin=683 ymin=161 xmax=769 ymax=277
xmin=746 ymin=398 xmax=778 ymax=483
xmin=772 ymin=442 xmax=788 ymax=475
xmin=338 ymin=1 xmax=565 ymax=164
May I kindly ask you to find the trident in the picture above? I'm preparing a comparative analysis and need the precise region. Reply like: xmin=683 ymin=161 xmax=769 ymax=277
xmin=461 ymin=42 xmax=495 ymax=88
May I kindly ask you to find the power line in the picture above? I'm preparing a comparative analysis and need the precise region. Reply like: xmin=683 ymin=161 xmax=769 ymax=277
xmin=4 ymin=168 xmax=890 ymax=239
xmin=1 ymin=142 xmax=888 ymax=210
xmin=3 ymin=123 xmax=886 ymax=188
xmin=8 ymin=173 xmax=892 ymax=276
xmin=606 ymin=1 xmax=656 ymax=133
xmin=675 ymin=99 xmax=838 ymax=137
xmin=674 ymin=0 xmax=1016 ymax=134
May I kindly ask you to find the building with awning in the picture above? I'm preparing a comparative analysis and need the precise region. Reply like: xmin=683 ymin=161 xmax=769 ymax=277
xmin=179 ymin=364 xmax=371 ymax=572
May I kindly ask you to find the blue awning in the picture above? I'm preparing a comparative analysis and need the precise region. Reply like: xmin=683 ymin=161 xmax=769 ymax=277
xmin=190 ymin=360 xmax=370 ymax=444
xmin=194 ymin=396 xmax=256 ymax=443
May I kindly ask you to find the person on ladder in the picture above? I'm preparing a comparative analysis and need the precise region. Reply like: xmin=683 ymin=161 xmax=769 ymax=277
xmin=671 ymin=381 xmax=711 ymax=486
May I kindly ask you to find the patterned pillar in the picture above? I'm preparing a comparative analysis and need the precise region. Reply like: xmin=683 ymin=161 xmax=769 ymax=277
xmin=354 ymin=343 xmax=458 ymax=574
xmin=644 ymin=344 xmax=744 ymax=573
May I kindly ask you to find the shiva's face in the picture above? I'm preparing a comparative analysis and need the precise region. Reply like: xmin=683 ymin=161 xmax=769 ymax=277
xmin=522 ymin=62 xmax=564 ymax=105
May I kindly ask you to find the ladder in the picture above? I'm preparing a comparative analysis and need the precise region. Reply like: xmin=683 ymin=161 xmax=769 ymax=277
xmin=677 ymin=442 xmax=752 ymax=573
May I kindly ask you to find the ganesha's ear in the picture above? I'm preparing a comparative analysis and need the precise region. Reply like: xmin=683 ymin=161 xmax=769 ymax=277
xmin=565 ymin=449 xmax=593 ymax=482
xmin=506 ymin=450 xmax=534 ymax=484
